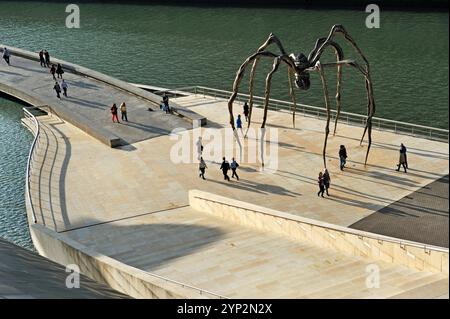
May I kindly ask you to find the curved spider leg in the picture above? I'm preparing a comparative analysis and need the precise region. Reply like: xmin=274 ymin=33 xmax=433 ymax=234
xmin=308 ymin=38 xmax=344 ymax=135
xmin=287 ymin=67 xmax=298 ymax=128
xmin=246 ymin=33 xmax=288 ymax=138
xmin=311 ymin=25 xmax=375 ymax=164
xmin=258 ymin=57 xmax=282 ymax=168
xmin=315 ymin=61 xmax=332 ymax=169
xmin=361 ymin=74 xmax=375 ymax=165
xmin=334 ymin=62 xmax=343 ymax=135
xmin=228 ymin=51 xmax=279 ymax=132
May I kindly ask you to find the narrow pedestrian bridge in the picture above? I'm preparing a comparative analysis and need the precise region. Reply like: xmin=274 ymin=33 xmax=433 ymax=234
xmin=0 ymin=46 xmax=202 ymax=147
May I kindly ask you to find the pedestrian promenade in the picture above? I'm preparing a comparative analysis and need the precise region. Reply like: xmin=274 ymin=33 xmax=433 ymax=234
xmin=2 ymin=48 xmax=448 ymax=298
xmin=0 ymin=52 xmax=192 ymax=146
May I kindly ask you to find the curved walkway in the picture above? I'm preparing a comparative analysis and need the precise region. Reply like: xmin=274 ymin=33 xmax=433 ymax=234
xmin=0 ymin=46 xmax=193 ymax=147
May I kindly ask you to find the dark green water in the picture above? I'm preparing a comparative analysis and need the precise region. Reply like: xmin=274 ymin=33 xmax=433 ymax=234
xmin=0 ymin=97 xmax=34 ymax=250
xmin=0 ymin=2 xmax=448 ymax=249
xmin=0 ymin=1 xmax=448 ymax=127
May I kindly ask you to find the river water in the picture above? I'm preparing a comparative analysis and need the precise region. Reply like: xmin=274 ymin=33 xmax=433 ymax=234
xmin=0 ymin=2 xmax=448 ymax=249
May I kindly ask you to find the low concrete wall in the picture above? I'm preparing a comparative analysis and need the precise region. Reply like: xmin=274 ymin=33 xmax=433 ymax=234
xmin=28 ymin=223 xmax=223 ymax=299
xmin=189 ymin=190 xmax=449 ymax=275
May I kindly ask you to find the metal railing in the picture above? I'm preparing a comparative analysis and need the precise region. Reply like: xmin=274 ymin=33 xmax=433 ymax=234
xmin=157 ymin=85 xmax=449 ymax=143
xmin=23 ymin=107 xmax=40 ymax=224
xmin=21 ymin=106 xmax=227 ymax=299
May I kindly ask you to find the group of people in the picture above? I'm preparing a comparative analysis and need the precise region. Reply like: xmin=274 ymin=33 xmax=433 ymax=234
xmin=53 ymin=80 xmax=69 ymax=99
xmin=38 ymin=49 xmax=51 ymax=67
xmin=197 ymin=156 xmax=239 ymax=182
xmin=36 ymin=50 xmax=70 ymax=100
xmin=110 ymin=103 xmax=128 ymax=123
xmin=232 ymin=102 xmax=250 ymax=135
xmin=316 ymin=142 xmax=408 ymax=198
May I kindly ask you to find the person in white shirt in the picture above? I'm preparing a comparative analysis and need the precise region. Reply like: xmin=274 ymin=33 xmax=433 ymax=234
xmin=61 ymin=80 xmax=68 ymax=97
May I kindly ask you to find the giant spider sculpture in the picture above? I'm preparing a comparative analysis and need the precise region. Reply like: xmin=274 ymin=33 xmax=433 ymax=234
xmin=227 ymin=24 xmax=375 ymax=168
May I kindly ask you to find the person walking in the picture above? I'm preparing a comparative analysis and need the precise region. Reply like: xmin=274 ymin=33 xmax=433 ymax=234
xmin=230 ymin=157 xmax=239 ymax=181
xmin=243 ymin=102 xmax=249 ymax=122
xmin=111 ymin=103 xmax=120 ymax=123
xmin=44 ymin=50 xmax=50 ymax=67
xmin=199 ymin=157 xmax=207 ymax=180
xmin=323 ymin=168 xmax=331 ymax=196
xmin=2 ymin=47 xmax=11 ymax=66
xmin=39 ymin=50 xmax=46 ymax=67
xmin=196 ymin=137 xmax=203 ymax=160
xmin=236 ymin=114 xmax=243 ymax=135
xmin=120 ymin=102 xmax=128 ymax=122
xmin=61 ymin=80 xmax=68 ymax=97
xmin=396 ymin=143 xmax=407 ymax=173
xmin=339 ymin=145 xmax=347 ymax=171
xmin=53 ymin=82 xmax=62 ymax=99
xmin=50 ymin=64 xmax=57 ymax=81
xmin=56 ymin=63 xmax=64 ymax=79
xmin=317 ymin=172 xmax=325 ymax=198
xmin=162 ymin=92 xmax=170 ymax=113
xmin=220 ymin=157 xmax=231 ymax=181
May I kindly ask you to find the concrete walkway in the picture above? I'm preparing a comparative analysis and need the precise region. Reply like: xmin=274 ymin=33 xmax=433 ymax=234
xmin=2 ymin=49 xmax=448 ymax=298
xmin=0 ymin=53 xmax=191 ymax=146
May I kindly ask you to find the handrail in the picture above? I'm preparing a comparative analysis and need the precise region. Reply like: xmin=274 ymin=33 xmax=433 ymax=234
xmin=153 ymin=85 xmax=449 ymax=142
xmin=23 ymin=107 xmax=39 ymax=224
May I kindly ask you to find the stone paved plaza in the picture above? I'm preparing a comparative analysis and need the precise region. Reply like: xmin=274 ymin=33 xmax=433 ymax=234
xmin=1 ymin=50 xmax=448 ymax=298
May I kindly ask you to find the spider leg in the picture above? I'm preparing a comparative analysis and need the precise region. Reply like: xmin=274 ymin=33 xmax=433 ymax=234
xmin=262 ymin=57 xmax=282 ymax=128
xmin=288 ymin=67 xmax=297 ymax=128
xmin=311 ymin=25 xmax=375 ymax=165
xmin=316 ymin=61 xmax=331 ymax=169
xmin=246 ymin=33 xmax=288 ymax=138
xmin=228 ymin=51 xmax=279 ymax=133
xmin=308 ymin=38 xmax=344 ymax=135
xmin=334 ymin=63 xmax=343 ymax=135
xmin=258 ymin=57 xmax=282 ymax=168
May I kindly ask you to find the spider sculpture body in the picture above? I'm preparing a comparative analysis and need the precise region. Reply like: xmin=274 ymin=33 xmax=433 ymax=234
xmin=227 ymin=24 xmax=375 ymax=168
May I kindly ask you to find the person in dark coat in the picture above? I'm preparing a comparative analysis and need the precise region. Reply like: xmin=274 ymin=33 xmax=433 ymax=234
xmin=323 ymin=168 xmax=331 ymax=196
xmin=230 ymin=157 xmax=239 ymax=180
xmin=243 ymin=102 xmax=249 ymax=122
xmin=339 ymin=145 xmax=347 ymax=171
xmin=39 ymin=50 xmax=45 ymax=67
xmin=317 ymin=172 xmax=325 ymax=198
xmin=2 ymin=47 xmax=11 ymax=66
xmin=56 ymin=63 xmax=64 ymax=79
xmin=396 ymin=143 xmax=407 ymax=173
xmin=53 ymin=82 xmax=62 ymax=99
xmin=220 ymin=157 xmax=231 ymax=181
xmin=44 ymin=50 xmax=50 ymax=67
xmin=199 ymin=157 xmax=207 ymax=180
xmin=50 ymin=64 xmax=56 ymax=81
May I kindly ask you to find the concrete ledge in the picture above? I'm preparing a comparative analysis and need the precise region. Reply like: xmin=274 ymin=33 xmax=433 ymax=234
xmin=189 ymin=190 xmax=449 ymax=275
xmin=0 ymin=82 xmax=122 ymax=148
xmin=0 ymin=45 xmax=206 ymax=127
xmin=29 ymin=223 xmax=223 ymax=299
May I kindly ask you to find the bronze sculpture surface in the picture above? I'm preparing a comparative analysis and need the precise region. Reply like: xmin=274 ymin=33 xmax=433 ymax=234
xmin=227 ymin=24 xmax=375 ymax=168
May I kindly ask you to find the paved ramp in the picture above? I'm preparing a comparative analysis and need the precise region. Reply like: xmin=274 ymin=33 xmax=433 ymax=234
xmin=0 ymin=50 xmax=192 ymax=146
